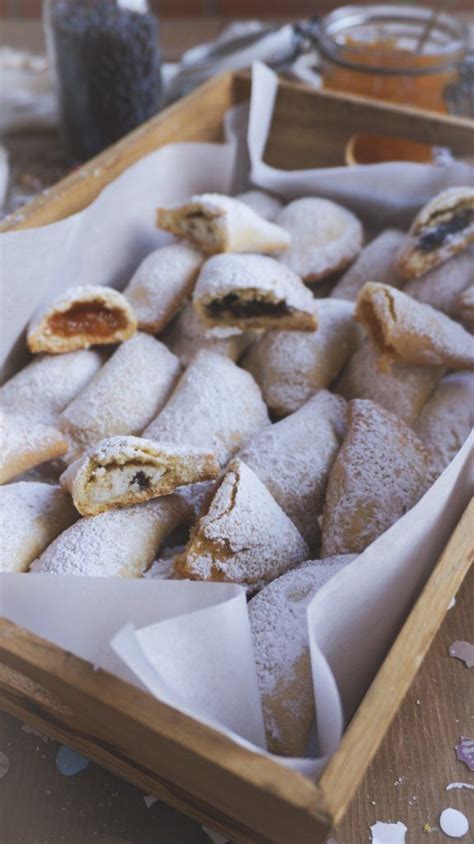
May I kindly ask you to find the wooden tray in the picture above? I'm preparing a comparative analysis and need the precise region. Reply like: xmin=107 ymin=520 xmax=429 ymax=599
xmin=1 ymin=73 xmax=473 ymax=844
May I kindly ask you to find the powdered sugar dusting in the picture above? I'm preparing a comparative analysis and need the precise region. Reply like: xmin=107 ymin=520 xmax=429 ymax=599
xmin=404 ymin=249 xmax=474 ymax=318
xmin=414 ymin=372 xmax=474 ymax=475
xmin=331 ymin=229 xmax=405 ymax=301
xmin=1 ymin=410 xmax=68 ymax=483
xmin=163 ymin=302 xmax=252 ymax=365
xmin=236 ymin=189 xmax=283 ymax=221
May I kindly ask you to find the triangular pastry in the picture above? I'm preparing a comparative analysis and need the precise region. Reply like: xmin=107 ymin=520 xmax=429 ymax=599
xmin=249 ymin=556 xmax=354 ymax=756
xmin=356 ymin=282 xmax=474 ymax=370
xmin=398 ymin=187 xmax=474 ymax=279
xmin=0 ymin=410 xmax=68 ymax=484
xmin=239 ymin=390 xmax=347 ymax=551
xmin=243 ymin=298 xmax=362 ymax=417
xmin=330 ymin=229 xmax=405 ymax=301
xmin=60 ymin=436 xmax=220 ymax=516
xmin=321 ymin=399 xmax=434 ymax=556
xmin=192 ymin=253 xmax=317 ymax=331
xmin=175 ymin=459 xmax=309 ymax=585
xmin=144 ymin=350 xmax=269 ymax=466
xmin=156 ymin=193 xmax=291 ymax=255
xmin=30 ymin=495 xmax=190 ymax=577
xmin=27 ymin=285 xmax=137 ymax=354
xmin=414 ymin=372 xmax=474 ymax=476
xmin=0 ymin=482 xmax=77 ymax=572
xmin=124 ymin=243 xmax=204 ymax=333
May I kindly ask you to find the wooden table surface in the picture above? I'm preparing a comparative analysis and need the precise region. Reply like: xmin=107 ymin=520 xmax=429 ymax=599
xmin=1 ymin=18 xmax=473 ymax=844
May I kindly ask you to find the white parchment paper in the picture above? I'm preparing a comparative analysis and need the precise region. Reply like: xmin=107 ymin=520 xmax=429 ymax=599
xmin=0 ymin=63 xmax=472 ymax=780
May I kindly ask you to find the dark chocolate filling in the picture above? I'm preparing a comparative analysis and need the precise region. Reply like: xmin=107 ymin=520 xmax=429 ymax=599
xmin=418 ymin=209 xmax=473 ymax=252
xmin=131 ymin=471 xmax=151 ymax=490
xmin=206 ymin=292 xmax=291 ymax=320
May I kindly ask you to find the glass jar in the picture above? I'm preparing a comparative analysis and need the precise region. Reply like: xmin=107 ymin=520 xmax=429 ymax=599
xmin=319 ymin=4 xmax=467 ymax=113
xmin=44 ymin=0 xmax=162 ymax=162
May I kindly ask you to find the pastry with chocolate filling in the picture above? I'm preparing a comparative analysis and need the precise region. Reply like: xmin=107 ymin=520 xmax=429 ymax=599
xmin=0 ymin=410 xmax=68 ymax=484
xmin=403 ymin=249 xmax=474 ymax=318
xmin=398 ymin=187 xmax=474 ymax=280
xmin=242 ymin=298 xmax=362 ymax=417
xmin=321 ymin=399 xmax=434 ymax=556
xmin=61 ymin=435 xmax=220 ymax=516
xmin=27 ymin=286 xmax=137 ymax=354
xmin=0 ymin=349 xmax=104 ymax=425
xmin=123 ymin=243 xmax=204 ymax=333
xmin=249 ymin=555 xmax=354 ymax=756
xmin=330 ymin=229 xmax=405 ymax=301
xmin=175 ymin=459 xmax=309 ymax=585
xmin=356 ymin=282 xmax=474 ymax=371
xmin=60 ymin=333 xmax=181 ymax=461
xmin=335 ymin=338 xmax=443 ymax=426
xmin=144 ymin=350 xmax=269 ymax=466
xmin=162 ymin=301 xmax=253 ymax=365
xmin=236 ymin=190 xmax=283 ymax=221
xmin=0 ymin=482 xmax=76 ymax=572
xmin=414 ymin=372 xmax=474 ymax=476
xmin=30 ymin=495 xmax=190 ymax=577
xmin=193 ymin=253 xmax=317 ymax=331
xmin=239 ymin=390 xmax=347 ymax=551
xmin=276 ymin=198 xmax=363 ymax=283
xmin=454 ymin=284 xmax=474 ymax=332
xmin=156 ymin=193 xmax=291 ymax=255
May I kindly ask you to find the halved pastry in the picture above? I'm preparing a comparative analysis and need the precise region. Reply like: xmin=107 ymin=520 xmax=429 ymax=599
xmin=175 ymin=459 xmax=309 ymax=585
xmin=60 ymin=436 xmax=220 ymax=516
xmin=30 ymin=494 xmax=190 ymax=577
xmin=276 ymin=197 xmax=363 ymax=283
xmin=249 ymin=556 xmax=354 ymax=756
xmin=193 ymin=253 xmax=317 ymax=331
xmin=321 ymin=399 xmax=433 ymax=557
xmin=27 ymin=286 xmax=137 ymax=354
xmin=0 ymin=411 xmax=68 ymax=484
xmin=239 ymin=390 xmax=347 ymax=551
xmin=330 ymin=229 xmax=405 ymax=301
xmin=414 ymin=372 xmax=474 ymax=476
xmin=236 ymin=189 xmax=283 ymax=221
xmin=398 ymin=187 xmax=474 ymax=280
xmin=242 ymin=298 xmax=362 ymax=417
xmin=60 ymin=333 xmax=181 ymax=460
xmin=0 ymin=349 xmax=104 ymax=425
xmin=356 ymin=282 xmax=474 ymax=371
xmin=454 ymin=283 xmax=474 ymax=332
xmin=163 ymin=301 xmax=253 ymax=365
xmin=144 ymin=350 xmax=269 ymax=466
xmin=0 ymin=482 xmax=77 ymax=572
xmin=335 ymin=338 xmax=443 ymax=426
xmin=403 ymin=249 xmax=474 ymax=318
xmin=156 ymin=193 xmax=291 ymax=255
xmin=123 ymin=243 xmax=204 ymax=334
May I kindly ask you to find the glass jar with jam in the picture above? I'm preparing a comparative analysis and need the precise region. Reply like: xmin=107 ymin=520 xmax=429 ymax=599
xmin=44 ymin=0 xmax=162 ymax=162
xmin=319 ymin=4 xmax=467 ymax=113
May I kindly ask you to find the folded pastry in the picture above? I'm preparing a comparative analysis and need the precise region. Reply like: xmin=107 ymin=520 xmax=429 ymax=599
xmin=0 ymin=482 xmax=77 ymax=572
xmin=60 ymin=333 xmax=181 ymax=459
xmin=239 ymin=390 xmax=347 ymax=551
xmin=156 ymin=193 xmax=291 ymax=255
xmin=454 ymin=284 xmax=474 ymax=332
xmin=192 ymin=253 xmax=317 ymax=331
xmin=242 ymin=298 xmax=362 ymax=417
xmin=398 ymin=187 xmax=474 ymax=280
xmin=414 ymin=372 xmax=474 ymax=476
xmin=175 ymin=459 xmax=309 ymax=585
xmin=0 ymin=349 xmax=104 ymax=425
xmin=123 ymin=243 xmax=204 ymax=333
xmin=321 ymin=399 xmax=433 ymax=556
xmin=335 ymin=338 xmax=443 ymax=426
xmin=403 ymin=249 xmax=474 ymax=318
xmin=236 ymin=189 xmax=283 ymax=221
xmin=27 ymin=285 xmax=137 ymax=354
xmin=276 ymin=197 xmax=363 ymax=283
xmin=163 ymin=301 xmax=252 ymax=365
xmin=0 ymin=411 xmax=68 ymax=484
xmin=144 ymin=350 xmax=269 ymax=466
xmin=60 ymin=435 xmax=220 ymax=516
xmin=30 ymin=495 xmax=190 ymax=577
xmin=330 ymin=229 xmax=405 ymax=301
xmin=249 ymin=556 xmax=354 ymax=756
xmin=356 ymin=282 xmax=474 ymax=370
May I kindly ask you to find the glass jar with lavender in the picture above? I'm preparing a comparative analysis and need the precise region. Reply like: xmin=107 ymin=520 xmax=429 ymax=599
xmin=44 ymin=0 xmax=162 ymax=161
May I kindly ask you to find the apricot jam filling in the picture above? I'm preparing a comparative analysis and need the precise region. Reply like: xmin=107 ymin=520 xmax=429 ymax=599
xmin=48 ymin=301 xmax=128 ymax=338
